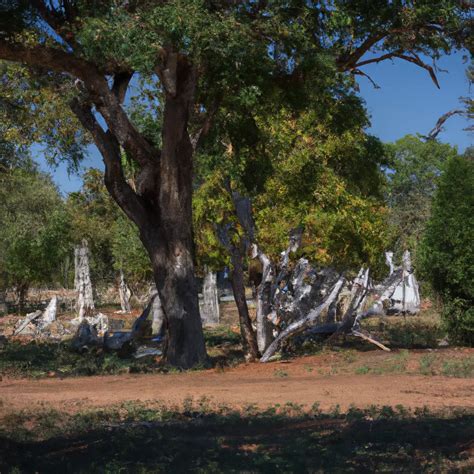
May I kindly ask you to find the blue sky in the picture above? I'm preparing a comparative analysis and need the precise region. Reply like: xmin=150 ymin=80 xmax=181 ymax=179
xmin=35 ymin=50 xmax=472 ymax=194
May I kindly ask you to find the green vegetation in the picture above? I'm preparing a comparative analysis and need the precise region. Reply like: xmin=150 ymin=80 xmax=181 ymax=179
xmin=0 ymin=402 xmax=472 ymax=472
xmin=418 ymin=154 xmax=474 ymax=346
xmin=0 ymin=163 xmax=70 ymax=310
xmin=2 ymin=318 xmax=472 ymax=380
xmin=385 ymin=135 xmax=459 ymax=257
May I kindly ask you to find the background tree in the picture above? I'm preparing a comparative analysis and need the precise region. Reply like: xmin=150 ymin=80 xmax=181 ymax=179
xmin=385 ymin=135 xmax=459 ymax=256
xmin=0 ymin=0 xmax=470 ymax=366
xmin=0 ymin=164 xmax=70 ymax=312
xmin=69 ymin=168 xmax=152 ymax=295
xmin=67 ymin=168 xmax=119 ymax=287
xmin=110 ymin=214 xmax=153 ymax=293
xmin=418 ymin=152 xmax=474 ymax=346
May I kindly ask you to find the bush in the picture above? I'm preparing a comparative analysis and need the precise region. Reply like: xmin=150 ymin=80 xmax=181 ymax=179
xmin=441 ymin=299 xmax=474 ymax=346
xmin=418 ymin=154 xmax=474 ymax=345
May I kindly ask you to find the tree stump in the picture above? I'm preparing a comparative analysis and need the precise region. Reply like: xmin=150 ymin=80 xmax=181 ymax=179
xmin=74 ymin=239 xmax=95 ymax=321
xmin=200 ymin=269 xmax=220 ymax=325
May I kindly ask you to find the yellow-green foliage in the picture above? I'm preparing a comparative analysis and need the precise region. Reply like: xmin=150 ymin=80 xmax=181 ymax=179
xmin=253 ymin=111 xmax=388 ymax=272
xmin=193 ymin=171 xmax=237 ymax=272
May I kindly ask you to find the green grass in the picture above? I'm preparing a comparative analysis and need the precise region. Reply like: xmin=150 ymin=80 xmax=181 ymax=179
xmin=355 ymin=365 xmax=370 ymax=375
xmin=442 ymin=358 xmax=474 ymax=378
xmin=361 ymin=312 xmax=444 ymax=349
xmin=419 ymin=353 xmax=437 ymax=375
xmin=203 ymin=325 xmax=241 ymax=348
xmin=0 ymin=402 xmax=472 ymax=473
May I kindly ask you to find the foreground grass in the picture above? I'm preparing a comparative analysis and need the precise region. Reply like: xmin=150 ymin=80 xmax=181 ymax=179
xmin=0 ymin=401 xmax=472 ymax=473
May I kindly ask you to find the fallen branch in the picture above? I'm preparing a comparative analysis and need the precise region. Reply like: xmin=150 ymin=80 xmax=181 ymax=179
xmin=13 ymin=310 xmax=42 ymax=336
xmin=351 ymin=329 xmax=391 ymax=352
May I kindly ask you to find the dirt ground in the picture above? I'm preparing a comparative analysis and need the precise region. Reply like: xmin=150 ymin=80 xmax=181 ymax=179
xmin=2 ymin=349 xmax=473 ymax=415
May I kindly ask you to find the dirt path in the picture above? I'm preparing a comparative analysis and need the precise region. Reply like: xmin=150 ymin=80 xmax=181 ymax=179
xmin=1 ymin=354 xmax=473 ymax=414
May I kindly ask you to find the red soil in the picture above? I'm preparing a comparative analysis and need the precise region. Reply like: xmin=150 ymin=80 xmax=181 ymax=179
xmin=1 ymin=350 xmax=473 ymax=414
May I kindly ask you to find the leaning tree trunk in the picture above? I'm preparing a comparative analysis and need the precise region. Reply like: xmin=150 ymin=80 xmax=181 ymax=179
xmin=74 ymin=239 xmax=95 ymax=321
xmin=216 ymin=195 xmax=259 ymax=360
xmin=229 ymin=249 xmax=260 ymax=360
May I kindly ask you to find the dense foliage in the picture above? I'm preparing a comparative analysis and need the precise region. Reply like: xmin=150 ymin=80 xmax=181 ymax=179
xmin=385 ymin=135 xmax=459 ymax=256
xmin=194 ymin=104 xmax=389 ymax=275
xmin=418 ymin=153 xmax=474 ymax=345
xmin=0 ymin=160 xmax=70 ymax=306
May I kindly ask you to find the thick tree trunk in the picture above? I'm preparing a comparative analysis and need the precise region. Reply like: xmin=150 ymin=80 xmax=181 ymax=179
xmin=69 ymin=52 xmax=207 ymax=368
xmin=148 ymin=239 xmax=207 ymax=368
xmin=140 ymin=59 xmax=207 ymax=368
xmin=230 ymin=249 xmax=260 ymax=360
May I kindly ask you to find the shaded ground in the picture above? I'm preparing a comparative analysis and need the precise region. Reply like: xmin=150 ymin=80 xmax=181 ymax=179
xmin=0 ymin=402 xmax=473 ymax=473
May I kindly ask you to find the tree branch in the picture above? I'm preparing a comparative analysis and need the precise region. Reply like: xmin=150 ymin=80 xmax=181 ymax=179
xmin=351 ymin=69 xmax=381 ymax=89
xmin=424 ymin=109 xmax=465 ymax=140
xmin=260 ymin=276 xmax=345 ymax=362
xmin=352 ymin=50 xmax=401 ymax=69
xmin=337 ymin=32 xmax=388 ymax=71
xmin=0 ymin=41 xmax=97 ymax=81
xmin=111 ymin=71 xmax=134 ymax=104
xmin=69 ymin=98 xmax=150 ymax=229
xmin=0 ymin=40 xmax=160 ymax=167
xmin=393 ymin=53 xmax=440 ymax=88
xmin=190 ymin=100 xmax=220 ymax=152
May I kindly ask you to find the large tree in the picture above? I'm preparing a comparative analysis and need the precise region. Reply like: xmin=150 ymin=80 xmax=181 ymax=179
xmin=0 ymin=0 xmax=469 ymax=366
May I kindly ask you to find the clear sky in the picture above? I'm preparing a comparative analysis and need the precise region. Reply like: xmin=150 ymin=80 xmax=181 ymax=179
xmin=35 ymin=50 xmax=472 ymax=195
